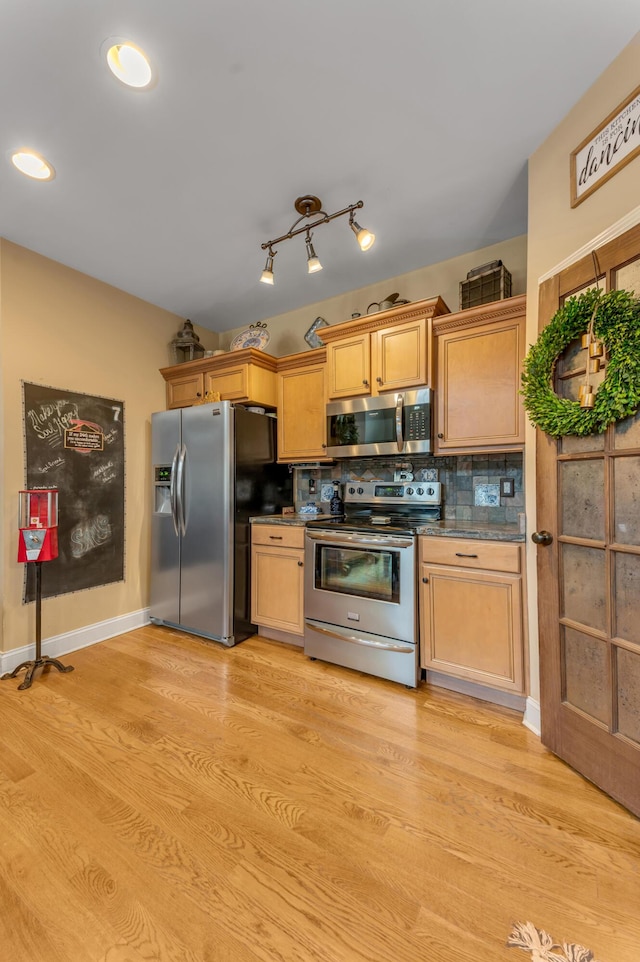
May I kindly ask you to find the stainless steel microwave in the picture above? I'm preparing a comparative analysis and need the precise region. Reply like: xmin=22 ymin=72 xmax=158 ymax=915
xmin=325 ymin=389 xmax=432 ymax=458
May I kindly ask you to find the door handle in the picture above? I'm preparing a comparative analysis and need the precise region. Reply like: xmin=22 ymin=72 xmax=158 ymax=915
xmin=531 ymin=530 xmax=553 ymax=546
xmin=395 ymin=393 xmax=404 ymax=451
xmin=176 ymin=444 xmax=187 ymax=536
xmin=169 ymin=445 xmax=180 ymax=537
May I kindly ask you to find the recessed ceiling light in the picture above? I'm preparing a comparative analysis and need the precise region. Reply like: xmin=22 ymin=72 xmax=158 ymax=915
xmin=11 ymin=149 xmax=55 ymax=181
xmin=103 ymin=39 xmax=153 ymax=89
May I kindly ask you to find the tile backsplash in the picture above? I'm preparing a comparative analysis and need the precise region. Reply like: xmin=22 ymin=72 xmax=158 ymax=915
xmin=294 ymin=453 xmax=524 ymax=525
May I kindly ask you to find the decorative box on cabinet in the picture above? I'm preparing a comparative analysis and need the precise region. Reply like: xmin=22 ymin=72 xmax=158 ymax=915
xmin=433 ymin=294 xmax=526 ymax=453
xmin=160 ymin=348 xmax=278 ymax=410
xmin=419 ymin=536 xmax=525 ymax=704
xmin=276 ymin=349 xmax=331 ymax=463
xmin=320 ymin=297 xmax=450 ymax=399
xmin=251 ymin=524 xmax=305 ymax=640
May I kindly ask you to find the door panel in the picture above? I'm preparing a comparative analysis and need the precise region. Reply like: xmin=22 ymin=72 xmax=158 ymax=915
xmin=180 ymin=404 xmax=233 ymax=640
xmin=536 ymin=222 xmax=640 ymax=817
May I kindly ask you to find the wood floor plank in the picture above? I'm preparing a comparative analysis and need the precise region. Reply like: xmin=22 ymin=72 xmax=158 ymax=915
xmin=1 ymin=626 xmax=639 ymax=962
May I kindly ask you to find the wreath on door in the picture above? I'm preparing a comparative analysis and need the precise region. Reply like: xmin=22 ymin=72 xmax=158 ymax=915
xmin=521 ymin=287 xmax=640 ymax=437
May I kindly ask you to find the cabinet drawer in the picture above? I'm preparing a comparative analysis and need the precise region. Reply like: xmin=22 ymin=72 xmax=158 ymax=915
xmin=251 ymin=524 xmax=305 ymax=549
xmin=419 ymin=537 xmax=520 ymax=573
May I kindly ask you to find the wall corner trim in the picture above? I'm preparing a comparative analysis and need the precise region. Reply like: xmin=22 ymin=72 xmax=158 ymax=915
xmin=523 ymin=697 xmax=541 ymax=736
xmin=0 ymin=608 xmax=150 ymax=675
xmin=537 ymin=203 xmax=640 ymax=285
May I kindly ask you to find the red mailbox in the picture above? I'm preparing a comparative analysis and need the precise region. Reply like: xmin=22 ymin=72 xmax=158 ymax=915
xmin=17 ymin=489 xmax=59 ymax=563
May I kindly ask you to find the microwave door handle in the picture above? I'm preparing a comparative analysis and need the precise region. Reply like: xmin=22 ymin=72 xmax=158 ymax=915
xmin=169 ymin=445 xmax=180 ymax=537
xmin=395 ymin=394 xmax=404 ymax=451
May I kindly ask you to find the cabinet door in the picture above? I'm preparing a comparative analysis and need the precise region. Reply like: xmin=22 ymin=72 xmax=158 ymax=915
xmin=420 ymin=563 xmax=523 ymax=692
xmin=435 ymin=316 xmax=525 ymax=452
xmin=277 ymin=364 xmax=328 ymax=462
xmin=166 ymin=371 xmax=204 ymax=409
xmin=205 ymin=364 xmax=249 ymax=401
xmin=372 ymin=317 xmax=428 ymax=393
xmin=327 ymin=334 xmax=371 ymax=399
xmin=251 ymin=543 xmax=304 ymax=634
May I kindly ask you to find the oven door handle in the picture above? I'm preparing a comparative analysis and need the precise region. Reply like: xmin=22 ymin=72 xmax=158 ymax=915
xmin=395 ymin=393 xmax=404 ymax=451
xmin=305 ymin=622 xmax=415 ymax=654
xmin=305 ymin=530 xmax=414 ymax=549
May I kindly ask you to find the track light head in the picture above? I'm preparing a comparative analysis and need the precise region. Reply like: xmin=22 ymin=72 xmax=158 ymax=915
xmin=349 ymin=212 xmax=375 ymax=251
xmin=305 ymin=232 xmax=322 ymax=274
xmin=260 ymin=247 xmax=276 ymax=285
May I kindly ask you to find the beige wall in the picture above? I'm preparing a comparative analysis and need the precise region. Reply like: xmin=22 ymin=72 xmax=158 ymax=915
xmin=220 ymin=235 xmax=528 ymax=356
xmin=0 ymin=240 xmax=186 ymax=654
xmin=525 ymin=32 xmax=640 ymax=704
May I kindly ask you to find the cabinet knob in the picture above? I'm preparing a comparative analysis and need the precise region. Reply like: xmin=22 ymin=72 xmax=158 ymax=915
xmin=321 ymin=443 xmax=327 ymax=448
xmin=437 ymin=432 xmax=444 ymax=439
xmin=422 ymin=577 xmax=429 ymax=584
xmin=376 ymin=376 xmax=383 ymax=383
xmin=297 ymin=560 xmax=304 ymax=567
xmin=362 ymin=379 xmax=369 ymax=386
xmin=532 ymin=530 xmax=553 ymax=546
xmin=196 ymin=392 xmax=202 ymax=397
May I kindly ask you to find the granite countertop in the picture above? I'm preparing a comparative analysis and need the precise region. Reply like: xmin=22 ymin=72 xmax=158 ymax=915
xmin=250 ymin=512 xmax=334 ymax=527
xmin=250 ymin=513 xmax=525 ymax=541
xmin=415 ymin=520 xmax=525 ymax=542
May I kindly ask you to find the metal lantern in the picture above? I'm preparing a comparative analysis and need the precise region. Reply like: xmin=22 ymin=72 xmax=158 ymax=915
xmin=171 ymin=319 xmax=205 ymax=364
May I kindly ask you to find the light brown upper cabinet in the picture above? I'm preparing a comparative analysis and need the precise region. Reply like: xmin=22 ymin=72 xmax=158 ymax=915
xmin=276 ymin=348 xmax=331 ymax=463
xmin=160 ymin=348 xmax=278 ymax=410
xmin=433 ymin=294 xmax=526 ymax=454
xmin=321 ymin=297 xmax=450 ymax=400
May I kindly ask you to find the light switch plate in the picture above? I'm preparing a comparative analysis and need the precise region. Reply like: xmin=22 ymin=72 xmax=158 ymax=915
xmin=500 ymin=477 xmax=515 ymax=498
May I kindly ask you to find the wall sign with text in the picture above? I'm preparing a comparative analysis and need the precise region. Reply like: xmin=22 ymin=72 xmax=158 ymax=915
xmin=571 ymin=84 xmax=640 ymax=208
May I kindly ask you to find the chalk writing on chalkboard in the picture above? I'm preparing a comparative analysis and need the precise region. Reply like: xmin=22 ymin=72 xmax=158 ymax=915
xmin=22 ymin=382 xmax=125 ymax=603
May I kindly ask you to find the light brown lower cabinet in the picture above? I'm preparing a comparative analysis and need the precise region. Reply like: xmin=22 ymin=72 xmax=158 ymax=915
xmin=419 ymin=537 xmax=524 ymax=696
xmin=251 ymin=524 xmax=305 ymax=636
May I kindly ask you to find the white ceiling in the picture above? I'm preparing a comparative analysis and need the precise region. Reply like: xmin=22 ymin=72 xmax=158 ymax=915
xmin=1 ymin=2 xmax=639 ymax=333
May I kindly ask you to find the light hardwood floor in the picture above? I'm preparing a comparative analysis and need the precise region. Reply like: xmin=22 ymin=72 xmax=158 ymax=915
xmin=1 ymin=626 xmax=638 ymax=962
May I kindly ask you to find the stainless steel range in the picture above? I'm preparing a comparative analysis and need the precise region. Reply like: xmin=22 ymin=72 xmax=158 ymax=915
xmin=304 ymin=480 xmax=441 ymax=687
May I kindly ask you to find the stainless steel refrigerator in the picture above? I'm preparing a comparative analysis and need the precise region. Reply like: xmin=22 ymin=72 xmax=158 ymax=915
xmin=150 ymin=403 xmax=292 ymax=645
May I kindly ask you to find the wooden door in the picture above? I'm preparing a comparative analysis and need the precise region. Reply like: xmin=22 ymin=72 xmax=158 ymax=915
xmin=536 ymin=223 xmax=640 ymax=817
xmin=434 ymin=299 xmax=525 ymax=453
xmin=276 ymin=351 xmax=329 ymax=462
xmin=326 ymin=334 xmax=371 ymax=398
xmin=165 ymin=370 xmax=204 ymax=408
xmin=372 ymin=317 xmax=429 ymax=393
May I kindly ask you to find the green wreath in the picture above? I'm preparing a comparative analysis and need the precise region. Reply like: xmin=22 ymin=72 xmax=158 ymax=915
xmin=521 ymin=287 xmax=640 ymax=437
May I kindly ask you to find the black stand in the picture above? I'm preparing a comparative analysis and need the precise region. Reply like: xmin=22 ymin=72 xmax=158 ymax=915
xmin=1 ymin=562 xmax=74 ymax=690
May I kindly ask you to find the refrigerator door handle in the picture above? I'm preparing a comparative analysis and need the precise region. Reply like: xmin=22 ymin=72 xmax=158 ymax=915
xmin=169 ymin=444 xmax=180 ymax=537
xmin=177 ymin=444 xmax=187 ymax=536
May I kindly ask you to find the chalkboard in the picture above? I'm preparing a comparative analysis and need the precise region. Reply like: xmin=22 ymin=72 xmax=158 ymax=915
xmin=22 ymin=382 xmax=125 ymax=603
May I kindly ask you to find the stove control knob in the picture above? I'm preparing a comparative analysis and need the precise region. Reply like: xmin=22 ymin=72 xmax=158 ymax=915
xmin=357 ymin=487 xmax=364 ymax=495
xmin=406 ymin=487 xmax=414 ymax=495
xmin=348 ymin=487 xmax=356 ymax=495
xmin=427 ymin=487 xmax=434 ymax=496
xmin=416 ymin=487 xmax=424 ymax=496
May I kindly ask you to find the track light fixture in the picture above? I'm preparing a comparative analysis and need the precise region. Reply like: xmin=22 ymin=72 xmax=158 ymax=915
xmin=259 ymin=194 xmax=375 ymax=285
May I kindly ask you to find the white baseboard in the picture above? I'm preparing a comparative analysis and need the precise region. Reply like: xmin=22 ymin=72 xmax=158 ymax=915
xmin=0 ymin=608 xmax=150 ymax=674
xmin=523 ymin=697 xmax=541 ymax=736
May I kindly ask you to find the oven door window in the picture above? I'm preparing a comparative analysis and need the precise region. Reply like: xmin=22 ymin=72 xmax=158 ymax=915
xmin=314 ymin=543 xmax=400 ymax=602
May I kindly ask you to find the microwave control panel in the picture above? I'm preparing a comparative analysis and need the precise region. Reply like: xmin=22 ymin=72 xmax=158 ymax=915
xmin=405 ymin=404 xmax=430 ymax=441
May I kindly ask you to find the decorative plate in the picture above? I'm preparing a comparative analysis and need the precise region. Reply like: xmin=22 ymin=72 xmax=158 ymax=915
xmin=304 ymin=316 xmax=329 ymax=350
xmin=230 ymin=323 xmax=270 ymax=352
